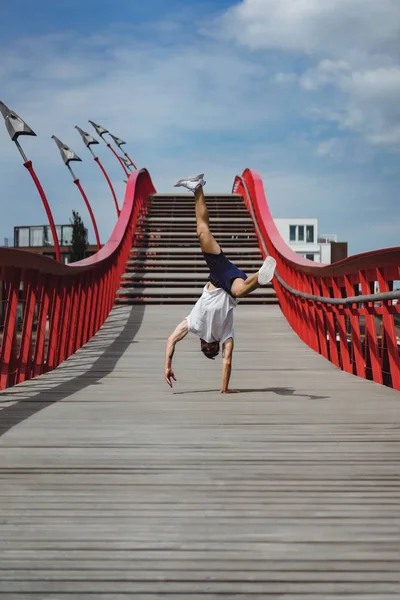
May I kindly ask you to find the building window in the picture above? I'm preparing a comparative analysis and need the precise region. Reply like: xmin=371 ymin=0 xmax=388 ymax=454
xmin=31 ymin=226 xmax=44 ymax=247
xmin=61 ymin=225 xmax=73 ymax=246
xmin=290 ymin=224 xmax=313 ymax=243
xmin=44 ymin=225 xmax=62 ymax=247
xmin=15 ymin=227 xmax=30 ymax=247
xmin=44 ymin=226 xmax=52 ymax=247
xmin=306 ymin=254 xmax=314 ymax=261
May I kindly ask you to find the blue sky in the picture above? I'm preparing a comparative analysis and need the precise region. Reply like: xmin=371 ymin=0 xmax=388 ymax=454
xmin=0 ymin=0 xmax=399 ymax=255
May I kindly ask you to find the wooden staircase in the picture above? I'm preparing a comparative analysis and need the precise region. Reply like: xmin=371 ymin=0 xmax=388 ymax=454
xmin=116 ymin=193 xmax=278 ymax=305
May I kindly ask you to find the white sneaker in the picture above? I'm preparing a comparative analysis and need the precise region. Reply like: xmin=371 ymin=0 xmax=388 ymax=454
xmin=258 ymin=256 xmax=276 ymax=285
xmin=174 ymin=173 xmax=206 ymax=193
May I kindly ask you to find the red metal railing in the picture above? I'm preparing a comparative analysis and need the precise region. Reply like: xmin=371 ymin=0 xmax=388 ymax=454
xmin=234 ymin=168 xmax=400 ymax=391
xmin=0 ymin=168 xmax=156 ymax=390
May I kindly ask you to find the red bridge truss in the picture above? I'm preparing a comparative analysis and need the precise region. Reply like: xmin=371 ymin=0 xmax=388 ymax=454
xmin=0 ymin=169 xmax=155 ymax=390
xmin=234 ymin=168 xmax=400 ymax=391
xmin=0 ymin=167 xmax=399 ymax=391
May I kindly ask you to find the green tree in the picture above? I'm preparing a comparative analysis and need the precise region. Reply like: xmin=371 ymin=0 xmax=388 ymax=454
xmin=70 ymin=210 xmax=88 ymax=262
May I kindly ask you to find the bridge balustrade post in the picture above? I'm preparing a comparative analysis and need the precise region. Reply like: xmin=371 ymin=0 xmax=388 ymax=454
xmin=75 ymin=276 xmax=87 ymax=351
xmin=89 ymin=279 xmax=100 ymax=339
xmin=331 ymin=279 xmax=352 ymax=373
xmin=66 ymin=278 xmax=82 ymax=358
xmin=32 ymin=273 xmax=51 ymax=378
xmin=81 ymin=273 xmax=94 ymax=346
xmin=58 ymin=283 xmax=72 ymax=365
xmin=282 ymin=263 xmax=296 ymax=332
xmin=108 ymin=265 xmax=116 ymax=317
xmin=0 ymin=269 xmax=20 ymax=390
xmin=16 ymin=270 xmax=38 ymax=384
xmin=295 ymin=273 xmax=310 ymax=345
xmin=312 ymin=278 xmax=328 ymax=359
xmin=303 ymin=273 xmax=319 ymax=353
xmin=46 ymin=281 xmax=65 ymax=372
xmin=108 ymin=265 xmax=116 ymax=315
xmin=319 ymin=280 xmax=340 ymax=368
xmin=344 ymin=274 xmax=366 ymax=379
xmin=377 ymin=267 xmax=400 ymax=390
xmin=286 ymin=267 xmax=302 ymax=338
xmin=105 ymin=267 xmax=113 ymax=322
xmin=359 ymin=270 xmax=383 ymax=385
xmin=97 ymin=274 xmax=105 ymax=331
xmin=98 ymin=270 xmax=108 ymax=326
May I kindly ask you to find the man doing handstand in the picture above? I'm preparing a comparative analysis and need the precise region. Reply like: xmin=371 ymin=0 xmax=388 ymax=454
xmin=164 ymin=174 xmax=276 ymax=393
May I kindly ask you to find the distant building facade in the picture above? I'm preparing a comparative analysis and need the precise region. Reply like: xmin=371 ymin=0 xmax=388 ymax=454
xmin=13 ymin=224 xmax=98 ymax=263
xmin=274 ymin=218 xmax=347 ymax=264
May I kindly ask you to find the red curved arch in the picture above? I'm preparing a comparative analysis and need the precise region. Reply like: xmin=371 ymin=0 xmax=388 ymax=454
xmin=0 ymin=169 xmax=156 ymax=389
xmin=234 ymin=168 xmax=400 ymax=391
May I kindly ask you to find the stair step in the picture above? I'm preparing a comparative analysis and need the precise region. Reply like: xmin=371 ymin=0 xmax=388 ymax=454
xmin=125 ymin=269 xmax=264 ymax=276
xmin=115 ymin=296 xmax=279 ymax=305
xmin=129 ymin=247 xmax=262 ymax=254
xmin=148 ymin=204 xmax=246 ymax=208
xmin=147 ymin=212 xmax=249 ymax=217
xmin=133 ymin=242 xmax=258 ymax=249
xmin=149 ymin=196 xmax=244 ymax=200
xmin=140 ymin=217 xmax=253 ymax=223
xmin=135 ymin=238 xmax=258 ymax=241
xmin=125 ymin=270 xmax=263 ymax=276
xmin=117 ymin=286 xmax=275 ymax=297
xmin=121 ymin=282 xmax=274 ymax=290
xmin=147 ymin=204 xmax=247 ymax=208
xmin=122 ymin=272 xmax=271 ymax=281
xmin=148 ymin=206 xmax=247 ymax=211
xmin=125 ymin=266 xmax=264 ymax=273
xmin=137 ymin=229 xmax=255 ymax=234
xmin=126 ymin=263 xmax=262 ymax=268
xmin=135 ymin=233 xmax=257 ymax=239
xmin=121 ymin=277 xmax=275 ymax=295
xmin=129 ymin=257 xmax=263 ymax=264
xmin=134 ymin=241 xmax=258 ymax=245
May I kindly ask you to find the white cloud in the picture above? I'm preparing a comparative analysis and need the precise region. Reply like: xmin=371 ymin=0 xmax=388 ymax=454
xmin=315 ymin=138 xmax=342 ymax=159
xmin=274 ymin=72 xmax=297 ymax=84
xmin=221 ymin=0 xmax=400 ymax=61
xmin=219 ymin=0 xmax=400 ymax=148
xmin=298 ymin=60 xmax=351 ymax=91
xmin=300 ymin=63 xmax=400 ymax=145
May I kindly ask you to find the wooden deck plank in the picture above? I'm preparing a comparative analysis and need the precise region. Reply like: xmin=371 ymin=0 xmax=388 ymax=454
xmin=0 ymin=305 xmax=399 ymax=598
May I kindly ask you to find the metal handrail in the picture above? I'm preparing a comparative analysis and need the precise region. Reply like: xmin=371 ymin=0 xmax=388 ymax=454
xmin=237 ymin=175 xmax=400 ymax=307
xmin=274 ymin=272 xmax=400 ymax=306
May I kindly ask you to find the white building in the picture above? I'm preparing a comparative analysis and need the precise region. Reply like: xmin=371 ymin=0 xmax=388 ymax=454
xmin=274 ymin=218 xmax=346 ymax=264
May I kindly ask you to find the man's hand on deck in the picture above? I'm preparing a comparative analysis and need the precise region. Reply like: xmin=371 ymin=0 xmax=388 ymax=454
xmin=164 ymin=320 xmax=188 ymax=389
xmin=221 ymin=338 xmax=235 ymax=394
xmin=165 ymin=368 xmax=177 ymax=388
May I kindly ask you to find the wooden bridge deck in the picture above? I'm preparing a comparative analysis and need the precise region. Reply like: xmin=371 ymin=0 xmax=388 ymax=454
xmin=0 ymin=305 xmax=399 ymax=598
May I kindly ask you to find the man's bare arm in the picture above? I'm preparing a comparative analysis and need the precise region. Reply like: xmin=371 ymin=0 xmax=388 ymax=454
xmin=220 ymin=337 xmax=238 ymax=393
xmin=165 ymin=319 xmax=189 ymax=387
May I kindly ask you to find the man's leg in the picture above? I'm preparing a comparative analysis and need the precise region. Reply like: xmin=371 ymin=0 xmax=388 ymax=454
xmin=231 ymin=273 xmax=259 ymax=298
xmin=231 ymin=256 xmax=276 ymax=298
xmin=174 ymin=174 xmax=275 ymax=292
xmin=194 ymin=186 xmax=221 ymax=255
